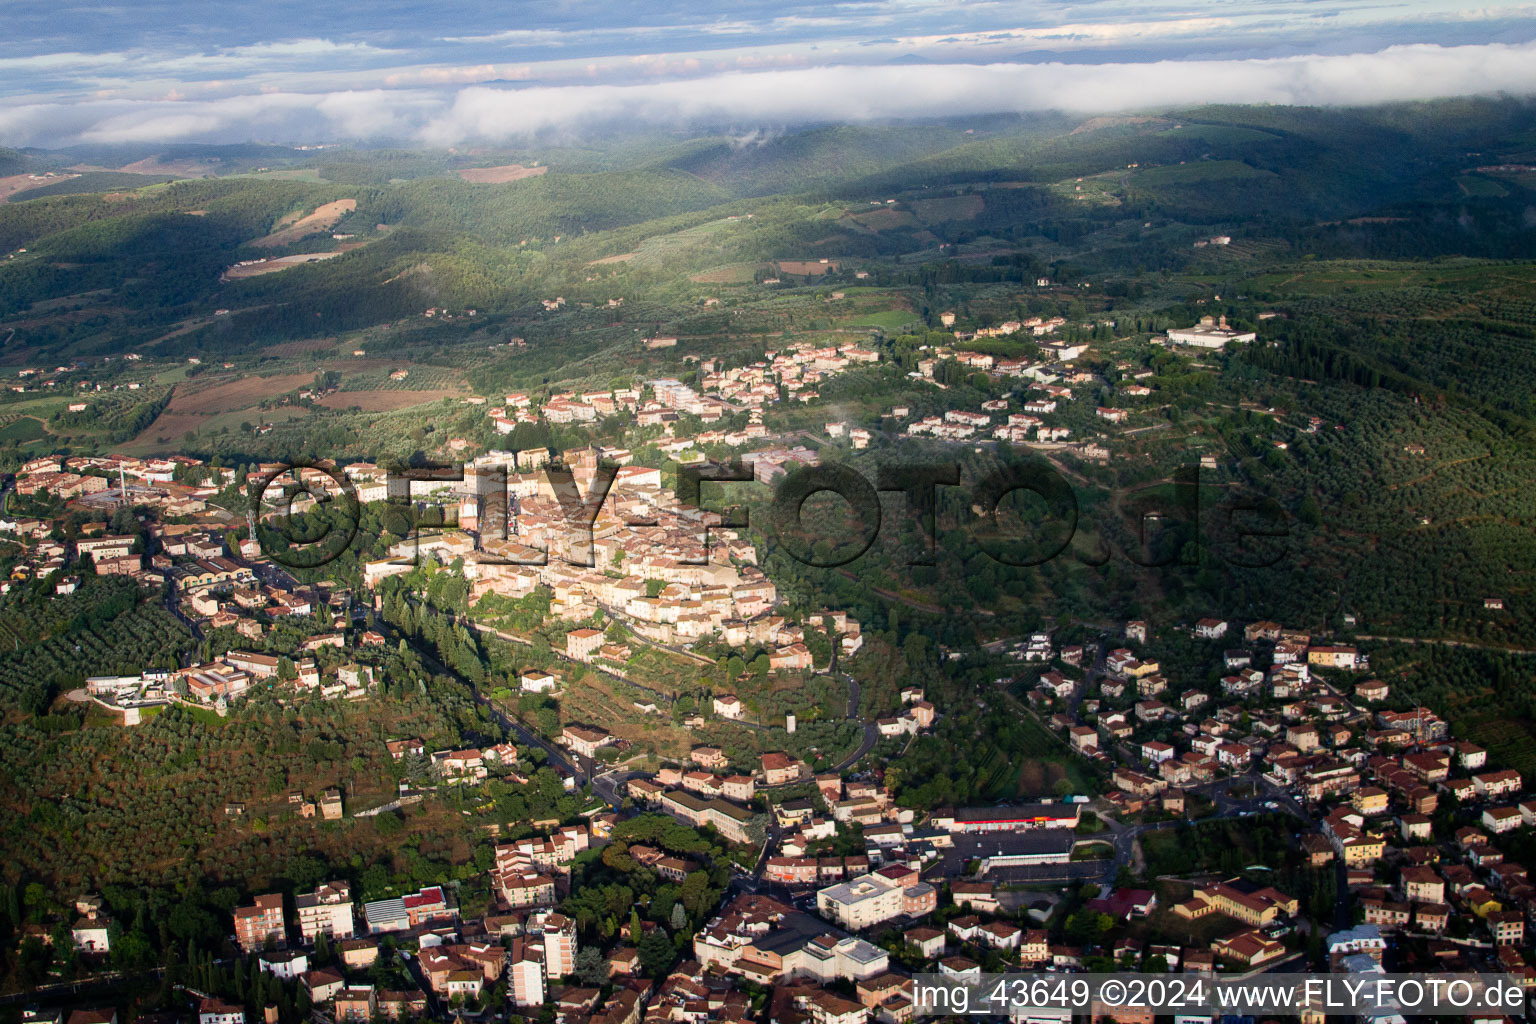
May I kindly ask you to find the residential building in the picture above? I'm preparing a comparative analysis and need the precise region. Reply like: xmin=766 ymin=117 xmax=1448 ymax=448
xmin=197 ymin=999 xmax=246 ymax=1024
xmin=296 ymin=881 xmax=355 ymax=944
xmin=234 ymin=894 xmax=285 ymax=952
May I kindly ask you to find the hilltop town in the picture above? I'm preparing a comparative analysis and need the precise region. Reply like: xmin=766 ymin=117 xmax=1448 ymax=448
xmin=7 ymin=306 xmax=1536 ymax=1024
xmin=7 ymin=100 xmax=1536 ymax=1024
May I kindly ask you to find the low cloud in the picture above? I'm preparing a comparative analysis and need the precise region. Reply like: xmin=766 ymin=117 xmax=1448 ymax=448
xmin=418 ymin=42 xmax=1536 ymax=144
xmin=0 ymin=89 xmax=436 ymax=146
xmin=727 ymin=127 xmax=785 ymax=149
xmin=0 ymin=37 xmax=394 ymax=84
xmin=1 ymin=41 xmax=1534 ymax=148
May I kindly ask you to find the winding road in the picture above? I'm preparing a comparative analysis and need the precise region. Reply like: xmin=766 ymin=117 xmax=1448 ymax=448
xmin=832 ymin=672 xmax=879 ymax=772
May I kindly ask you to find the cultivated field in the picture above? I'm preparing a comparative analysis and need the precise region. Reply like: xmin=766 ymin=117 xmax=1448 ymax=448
xmin=0 ymin=172 xmax=79 ymax=203
xmin=250 ymin=199 xmax=357 ymax=248
xmin=117 ymin=156 xmax=221 ymax=177
xmin=688 ymin=264 xmax=759 ymax=284
xmin=127 ymin=411 xmax=213 ymax=445
xmin=129 ymin=372 xmax=318 ymax=445
xmin=455 ymin=164 xmax=548 ymax=184
xmin=848 ymin=207 xmax=919 ymax=231
xmin=222 ymin=251 xmax=345 ymax=279
xmin=909 ymin=193 xmax=984 ymax=223
xmin=170 ymin=373 xmax=317 ymax=413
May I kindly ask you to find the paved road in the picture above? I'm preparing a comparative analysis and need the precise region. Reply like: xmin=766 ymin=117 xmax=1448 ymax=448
xmin=163 ymin=580 xmax=203 ymax=644
xmin=1333 ymin=854 xmax=1351 ymax=931
xmin=590 ymin=768 xmax=645 ymax=810
xmin=1070 ymin=634 xmax=1108 ymax=718
xmin=832 ymin=672 xmax=879 ymax=772
xmin=398 ymin=948 xmax=441 ymax=1020
xmin=499 ymin=709 xmax=585 ymax=786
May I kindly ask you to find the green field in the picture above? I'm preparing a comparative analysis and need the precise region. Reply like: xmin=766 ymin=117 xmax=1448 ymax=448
xmin=0 ymin=416 xmax=47 ymax=443
xmin=1133 ymin=159 xmax=1275 ymax=186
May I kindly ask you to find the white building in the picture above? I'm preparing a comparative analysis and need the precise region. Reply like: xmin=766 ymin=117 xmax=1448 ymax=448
xmin=197 ymin=999 xmax=246 ymax=1024
xmin=509 ymin=939 xmax=546 ymax=1007
xmin=1166 ymin=316 xmax=1256 ymax=349
xmin=258 ymin=950 xmax=310 ymax=981
xmin=296 ymin=880 xmax=355 ymax=943
xmin=521 ymin=671 xmax=557 ymax=693
xmin=71 ymin=916 xmax=112 ymax=954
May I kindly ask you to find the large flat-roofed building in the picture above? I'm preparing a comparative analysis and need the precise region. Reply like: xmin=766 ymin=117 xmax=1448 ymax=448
xmin=694 ymin=894 xmax=890 ymax=984
xmin=1166 ymin=316 xmax=1256 ymax=350
xmin=363 ymin=898 xmax=409 ymax=934
xmin=1174 ymin=878 xmax=1297 ymax=927
xmin=816 ymin=872 xmax=933 ymax=931
xmin=930 ymin=803 xmax=1080 ymax=833
xmin=943 ymin=831 xmax=1079 ymax=875
xmin=659 ymin=789 xmax=757 ymax=844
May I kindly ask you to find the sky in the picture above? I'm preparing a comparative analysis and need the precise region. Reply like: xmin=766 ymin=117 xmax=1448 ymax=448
xmin=2 ymin=0 xmax=1536 ymax=149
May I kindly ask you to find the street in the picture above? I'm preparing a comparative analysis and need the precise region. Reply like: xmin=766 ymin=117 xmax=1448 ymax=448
xmin=832 ymin=672 xmax=879 ymax=772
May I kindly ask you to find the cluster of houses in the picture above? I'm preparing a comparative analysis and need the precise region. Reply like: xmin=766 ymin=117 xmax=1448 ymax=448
xmin=823 ymin=421 xmax=874 ymax=449
xmin=58 ymin=803 xmax=1106 ymax=1024
xmin=492 ymin=826 xmax=591 ymax=911
xmin=696 ymin=790 xmax=1307 ymax=1024
xmin=903 ymin=409 xmax=994 ymax=442
xmin=2 ymin=528 xmax=158 ymax=590
xmin=874 ymin=686 xmax=937 ymax=739
xmin=701 ymin=343 xmax=880 ymax=408
xmin=913 ymin=341 xmax=1086 ymax=384
xmin=902 ymin=383 xmax=1080 ymax=445
xmin=1 ymin=459 xmax=340 ymax=642
xmin=1171 ymin=878 xmax=1298 ymax=967
xmin=622 ymin=750 xmax=826 ymax=845
xmin=766 ymin=772 xmax=919 ymax=886
xmin=166 ymin=641 xmax=382 ymax=710
xmin=488 ymin=386 xmax=640 ymax=433
xmin=13 ymin=453 xmax=227 ymax=514
xmin=945 ymin=314 xmax=1070 ymax=342
xmin=1041 ymin=616 xmax=1536 ymax=956
xmin=486 ymin=343 xmax=877 ymax=440
xmin=1042 ymin=619 xmax=1374 ymax=798
xmin=62 ymin=817 xmax=700 ymax=1023
xmin=2 ymin=530 xmax=69 ymax=591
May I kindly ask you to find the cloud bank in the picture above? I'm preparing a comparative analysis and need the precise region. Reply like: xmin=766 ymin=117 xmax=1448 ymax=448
xmin=2 ymin=41 xmax=1535 ymax=148
xmin=420 ymin=43 xmax=1536 ymax=145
